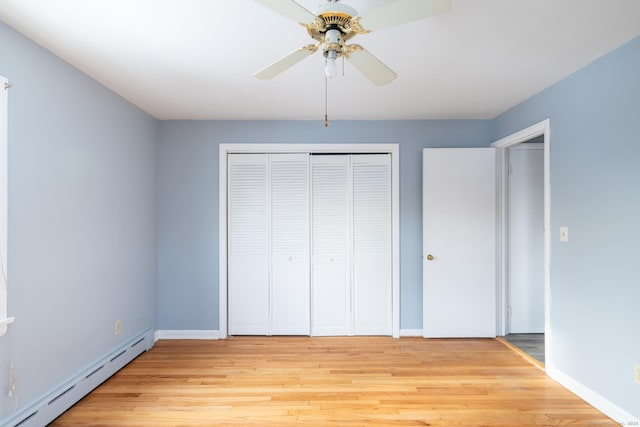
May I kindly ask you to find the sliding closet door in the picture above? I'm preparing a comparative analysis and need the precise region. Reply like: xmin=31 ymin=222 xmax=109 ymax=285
xmin=270 ymin=154 xmax=310 ymax=335
xmin=311 ymin=155 xmax=351 ymax=335
xmin=352 ymin=154 xmax=392 ymax=335
xmin=228 ymin=154 xmax=269 ymax=335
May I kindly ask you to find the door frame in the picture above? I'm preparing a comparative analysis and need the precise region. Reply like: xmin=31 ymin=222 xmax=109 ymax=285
xmin=492 ymin=119 xmax=551 ymax=366
xmin=219 ymin=143 xmax=400 ymax=339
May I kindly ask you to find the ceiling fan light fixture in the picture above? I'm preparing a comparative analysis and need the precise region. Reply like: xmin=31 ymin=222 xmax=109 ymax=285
xmin=323 ymin=28 xmax=341 ymax=78
xmin=325 ymin=50 xmax=338 ymax=78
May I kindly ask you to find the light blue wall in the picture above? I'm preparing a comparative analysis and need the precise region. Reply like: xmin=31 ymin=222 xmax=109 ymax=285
xmin=0 ymin=22 xmax=157 ymax=421
xmin=494 ymin=36 xmax=640 ymax=418
xmin=156 ymin=120 xmax=494 ymax=331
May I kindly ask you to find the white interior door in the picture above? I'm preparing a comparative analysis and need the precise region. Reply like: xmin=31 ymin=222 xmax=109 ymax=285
xmin=423 ymin=148 xmax=496 ymax=338
xmin=507 ymin=145 xmax=544 ymax=333
xmin=228 ymin=154 xmax=269 ymax=335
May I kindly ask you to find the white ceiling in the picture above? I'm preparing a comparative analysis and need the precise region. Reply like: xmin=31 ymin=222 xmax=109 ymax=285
xmin=1 ymin=0 xmax=639 ymax=120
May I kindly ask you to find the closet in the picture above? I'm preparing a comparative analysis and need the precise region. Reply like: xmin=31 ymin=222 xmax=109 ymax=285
xmin=228 ymin=152 xmax=391 ymax=336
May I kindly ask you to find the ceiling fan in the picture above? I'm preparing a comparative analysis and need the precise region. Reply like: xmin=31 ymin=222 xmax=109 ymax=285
xmin=253 ymin=0 xmax=451 ymax=86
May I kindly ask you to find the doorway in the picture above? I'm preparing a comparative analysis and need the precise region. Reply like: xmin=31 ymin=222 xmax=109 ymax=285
xmin=493 ymin=119 xmax=551 ymax=368
xmin=504 ymin=141 xmax=544 ymax=364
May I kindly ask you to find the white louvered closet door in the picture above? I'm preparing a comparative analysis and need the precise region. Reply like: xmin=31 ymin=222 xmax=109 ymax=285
xmin=352 ymin=154 xmax=392 ymax=335
xmin=311 ymin=154 xmax=392 ymax=336
xmin=229 ymin=152 xmax=391 ymax=336
xmin=270 ymin=154 xmax=310 ymax=335
xmin=311 ymin=155 xmax=351 ymax=335
xmin=228 ymin=154 xmax=269 ymax=335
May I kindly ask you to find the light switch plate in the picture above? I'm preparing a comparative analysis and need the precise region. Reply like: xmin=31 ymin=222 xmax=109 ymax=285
xmin=560 ymin=226 xmax=569 ymax=242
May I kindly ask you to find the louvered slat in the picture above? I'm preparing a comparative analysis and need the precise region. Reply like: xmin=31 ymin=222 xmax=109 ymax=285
xmin=271 ymin=157 xmax=309 ymax=255
xmin=228 ymin=157 xmax=268 ymax=256
xmin=311 ymin=159 xmax=350 ymax=257
xmin=352 ymin=158 xmax=392 ymax=254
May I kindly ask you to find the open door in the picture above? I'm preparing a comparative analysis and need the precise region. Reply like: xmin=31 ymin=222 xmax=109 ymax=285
xmin=422 ymin=148 xmax=496 ymax=338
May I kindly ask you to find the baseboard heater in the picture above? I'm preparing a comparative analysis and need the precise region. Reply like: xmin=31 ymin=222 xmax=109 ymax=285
xmin=5 ymin=329 xmax=154 ymax=427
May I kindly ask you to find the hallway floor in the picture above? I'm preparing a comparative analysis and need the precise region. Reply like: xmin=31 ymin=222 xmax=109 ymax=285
xmin=504 ymin=333 xmax=544 ymax=364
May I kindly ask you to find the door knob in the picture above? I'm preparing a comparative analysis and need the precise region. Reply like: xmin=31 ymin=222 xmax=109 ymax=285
xmin=426 ymin=254 xmax=434 ymax=261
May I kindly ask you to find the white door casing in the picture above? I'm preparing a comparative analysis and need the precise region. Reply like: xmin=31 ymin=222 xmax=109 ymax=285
xmin=422 ymin=148 xmax=497 ymax=338
xmin=220 ymin=144 xmax=400 ymax=339
xmin=492 ymin=119 xmax=551 ymax=367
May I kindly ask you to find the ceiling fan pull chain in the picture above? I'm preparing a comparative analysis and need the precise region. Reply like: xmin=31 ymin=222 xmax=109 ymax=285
xmin=323 ymin=75 xmax=330 ymax=127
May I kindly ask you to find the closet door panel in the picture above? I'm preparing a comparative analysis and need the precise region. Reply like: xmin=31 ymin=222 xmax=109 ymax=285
xmin=311 ymin=156 xmax=351 ymax=336
xmin=228 ymin=154 xmax=269 ymax=335
xmin=352 ymin=154 xmax=392 ymax=335
xmin=311 ymin=259 xmax=350 ymax=335
xmin=270 ymin=154 xmax=310 ymax=335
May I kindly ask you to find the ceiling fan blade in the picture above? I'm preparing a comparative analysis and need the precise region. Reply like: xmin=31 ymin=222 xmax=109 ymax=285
xmin=253 ymin=0 xmax=316 ymax=24
xmin=346 ymin=46 xmax=397 ymax=86
xmin=254 ymin=46 xmax=317 ymax=80
xmin=358 ymin=0 xmax=451 ymax=31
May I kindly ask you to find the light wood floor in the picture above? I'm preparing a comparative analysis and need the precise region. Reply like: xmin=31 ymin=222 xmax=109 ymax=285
xmin=51 ymin=337 xmax=616 ymax=426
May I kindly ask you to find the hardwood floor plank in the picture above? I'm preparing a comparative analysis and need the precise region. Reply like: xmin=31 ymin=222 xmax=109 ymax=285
xmin=50 ymin=337 xmax=617 ymax=426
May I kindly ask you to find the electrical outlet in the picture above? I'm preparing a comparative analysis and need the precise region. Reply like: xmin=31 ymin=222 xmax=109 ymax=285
xmin=114 ymin=320 xmax=122 ymax=335
xmin=635 ymin=365 xmax=640 ymax=384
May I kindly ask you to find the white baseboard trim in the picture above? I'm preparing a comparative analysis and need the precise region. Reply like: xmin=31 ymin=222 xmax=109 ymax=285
xmin=546 ymin=365 xmax=639 ymax=424
xmin=400 ymin=329 xmax=423 ymax=337
xmin=154 ymin=329 xmax=220 ymax=341
xmin=3 ymin=328 xmax=154 ymax=427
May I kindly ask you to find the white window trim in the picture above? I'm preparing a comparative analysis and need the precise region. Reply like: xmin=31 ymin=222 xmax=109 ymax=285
xmin=0 ymin=76 xmax=13 ymax=336
xmin=219 ymin=143 xmax=400 ymax=338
